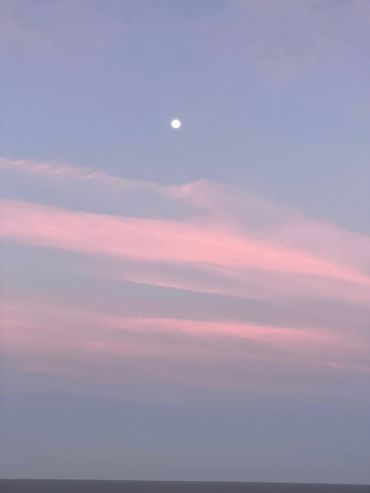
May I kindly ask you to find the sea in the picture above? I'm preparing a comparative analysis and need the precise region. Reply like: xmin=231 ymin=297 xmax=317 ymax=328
xmin=0 ymin=481 xmax=369 ymax=493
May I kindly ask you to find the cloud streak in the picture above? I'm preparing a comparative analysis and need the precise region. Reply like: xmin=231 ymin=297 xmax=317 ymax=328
xmin=1 ymin=157 xmax=370 ymax=308
xmin=1 ymin=157 xmax=370 ymax=393
xmin=1 ymin=198 xmax=369 ymax=289
xmin=3 ymin=301 xmax=368 ymax=392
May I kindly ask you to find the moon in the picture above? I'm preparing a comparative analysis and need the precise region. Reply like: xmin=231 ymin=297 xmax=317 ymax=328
xmin=170 ymin=118 xmax=182 ymax=129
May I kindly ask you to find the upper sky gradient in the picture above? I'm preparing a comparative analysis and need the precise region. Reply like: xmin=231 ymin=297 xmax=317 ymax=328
xmin=0 ymin=0 xmax=369 ymax=485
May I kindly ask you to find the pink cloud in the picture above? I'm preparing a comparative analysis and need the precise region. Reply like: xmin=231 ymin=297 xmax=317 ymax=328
xmin=2 ymin=157 xmax=368 ymax=273
xmin=0 ymin=302 xmax=351 ymax=363
xmin=1 ymin=157 xmax=370 ymax=306
xmin=1 ymin=199 xmax=369 ymax=291
xmin=2 ymin=302 xmax=368 ymax=391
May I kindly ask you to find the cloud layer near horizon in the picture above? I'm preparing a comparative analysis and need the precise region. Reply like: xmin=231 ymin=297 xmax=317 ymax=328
xmin=1 ymin=157 xmax=370 ymax=391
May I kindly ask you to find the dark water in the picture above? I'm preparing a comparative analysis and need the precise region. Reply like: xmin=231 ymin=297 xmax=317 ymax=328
xmin=0 ymin=481 xmax=369 ymax=493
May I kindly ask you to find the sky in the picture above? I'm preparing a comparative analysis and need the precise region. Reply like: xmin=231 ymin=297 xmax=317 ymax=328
xmin=0 ymin=0 xmax=370 ymax=485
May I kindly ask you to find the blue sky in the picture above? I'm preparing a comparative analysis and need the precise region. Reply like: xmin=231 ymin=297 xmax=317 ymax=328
xmin=2 ymin=0 xmax=370 ymax=229
xmin=1 ymin=0 xmax=370 ymax=484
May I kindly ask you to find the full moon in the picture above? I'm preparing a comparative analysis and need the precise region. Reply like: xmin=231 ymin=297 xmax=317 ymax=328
xmin=170 ymin=119 xmax=182 ymax=129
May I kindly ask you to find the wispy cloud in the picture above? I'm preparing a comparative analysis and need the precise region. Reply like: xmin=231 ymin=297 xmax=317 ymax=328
xmin=3 ymin=302 xmax=368 ymax=391
xmin=0 ymin=157 xmax=162 ymax=192
xmin=1 ymin=157 xmax=370 ymax=306
xmin=1 ymin=197 xmax=369 ymax=290
xmin=1 ymin=157 xmax=370 ymax=392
